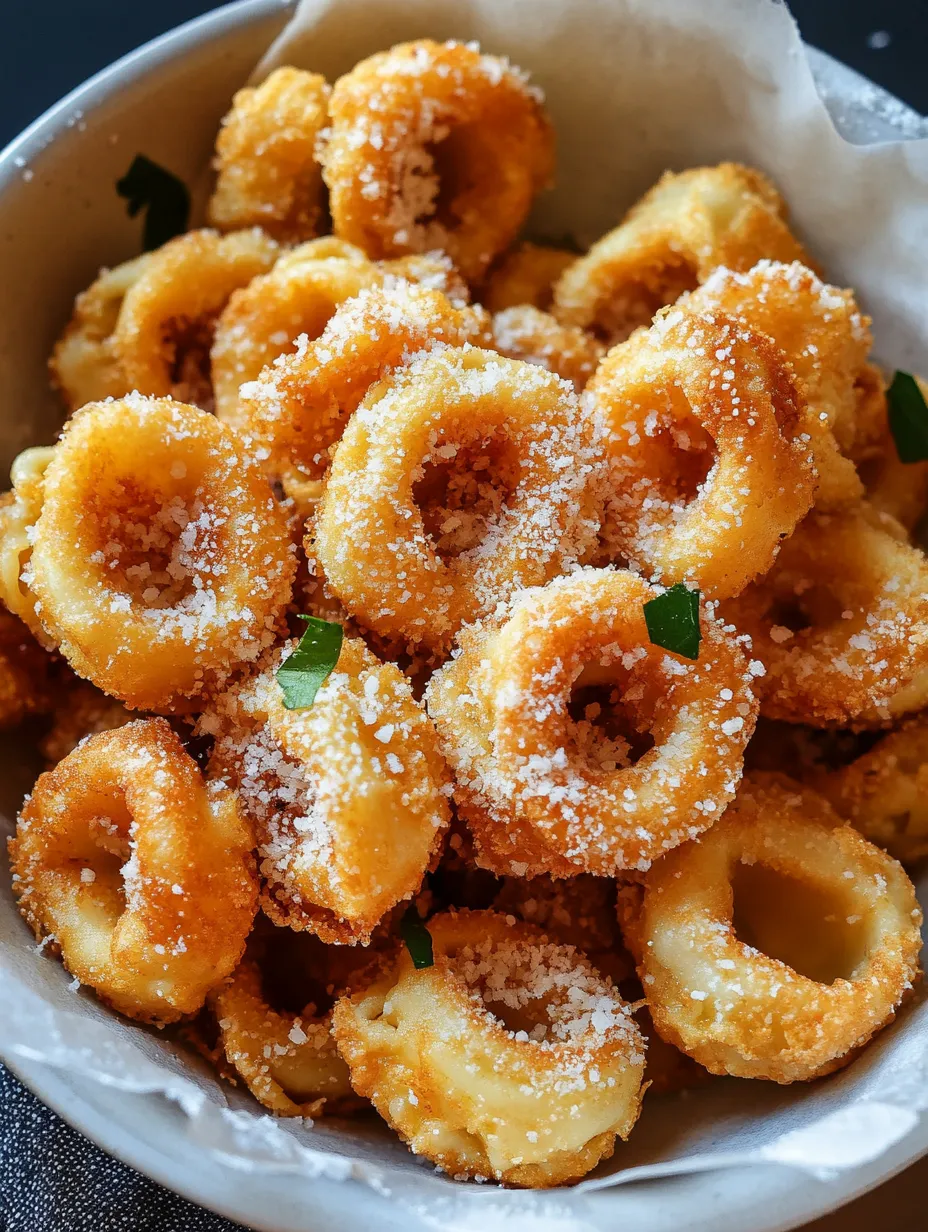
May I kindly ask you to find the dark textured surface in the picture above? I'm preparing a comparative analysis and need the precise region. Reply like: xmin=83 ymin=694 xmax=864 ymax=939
xmin=1 ymin=2 xmax=926 ymax=1230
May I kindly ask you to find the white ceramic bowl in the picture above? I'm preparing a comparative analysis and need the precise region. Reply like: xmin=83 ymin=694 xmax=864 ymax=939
xmin=1 ymin=4 xmax=926 ymax=1230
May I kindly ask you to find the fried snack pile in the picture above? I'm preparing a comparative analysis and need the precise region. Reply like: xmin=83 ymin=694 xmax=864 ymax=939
xmin=3 ymin=38 xmax=926 ymax=1189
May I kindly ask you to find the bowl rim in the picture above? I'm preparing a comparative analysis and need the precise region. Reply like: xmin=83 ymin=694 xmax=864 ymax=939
xmin=1 ymin=1 xmax=926 ymax=1229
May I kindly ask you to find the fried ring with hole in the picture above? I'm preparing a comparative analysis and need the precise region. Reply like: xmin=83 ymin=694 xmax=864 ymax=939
xmin=482 ymin=242 xmax=577 ymax=312
xmin=49 ymin=254 xmax=154 ymax=411
xmin=686 ymin=261 xmax=871 ymax=509
xmin=240 ymin=282 xmax=489 ymax=490
xmin=112 ymin=228 xmax=279 ymax=406
xmin=314 ymin=346 xmax=603 ymax=654
xmin=724 ymin=504 xmax=928 ymax=727
xmin=490 ymin=305 xmax=604 ymax=389
xmin=210 ymin=949 xmax=357 ymax=1118
xmin=0 ymin=608 xmax=57 ymax=729
xmin=212 ymin=249 xmax=470 ymax=429
xmin=552 ymin=163 xmax=810 ymax=343
xmin=639 ymin=774 xmax=922 ymax=1082
xmin=207 ymin=68 xmax=330 ymax=242
xmin=26 ymin=395 xmax=294 ymax=713
xmin=425 ymin=568 xmax=758 ymax=876
xmin=816 ymin=718 xmax=928 ymax=865
xmin=204 ymin=635 xmax=450 ymax=944
xmin=9 ymin=719 xmax=257 ymax=1023
xmin=322 ymin=40 xmax=554 ymax=283
xmin=586 ymin=304 xmax=815 ymax=598
xmin=0 ymin=445 xmax=57 ymax=644
xmin=332 ymin=908 xmax=646 ymax=1186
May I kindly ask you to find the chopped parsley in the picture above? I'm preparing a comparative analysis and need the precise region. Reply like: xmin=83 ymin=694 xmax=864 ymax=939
xmin=400 ymin=908 xmax=434 ymax=969
xmin=644 ymin=583 xmax=701 ymax=660
xmin=276 ymin=616 xmax=343 ymax=710
xmin=887 ymin=371 xmax=928 ymax=464
xmin=116 ymin=154 xmax=190 ymax=251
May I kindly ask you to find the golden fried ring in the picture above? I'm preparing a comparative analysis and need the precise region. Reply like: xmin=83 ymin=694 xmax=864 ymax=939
xmin=817 ymin=718 xmax=928 ymax=864
xmin=210 ymin=954 xmax=355 ymax=1118
xmin=240 ymin=282 xmax=489 ymax=488
xmin=27 ymin=396 xmax=294 ymax=713
xmin=587 ymin=305 xmax=814 ymax=599
xmin=207 ymin=68 xmax=330 ymax=243
xmin=113 ymin=228 xmax=279 ymax=404
xmin=725 ymin=504 xmax=928 ymax=727
xmin=49 ymin=254 xmax=154 ymax=411
xmin=686 ymin=261 xmax=870 ymax=509
xmin=332 ymin=908 xmax=646 ymax=1187
xmin=639 ymin=775 xmax=922 ymax=1082
xmin=314 ymin=346 xmax=603 ymax=654
xmin=212 ymin=255 xmax=381 ymax=428
xmin=552 ymin=163 xmax=810 ymax=343
xmin=9 ymin=719 xmax=257 ymax=1024
xmin=0 ymin=445 xmax=57 ymax=644
xmin=425 ymin=568 xmax=759 ymax=876
xmin=482 ymin=242 xmax=577 ymax=312
xmin=490 ymin=305 xmax=605 ymax=390
xmin=322 ymin=40 xmax=554 ymax=283
xmin=205 ymin=635 xmax=450 ymax=944
xmin=0 ymin=609 xmax=56 ymax=729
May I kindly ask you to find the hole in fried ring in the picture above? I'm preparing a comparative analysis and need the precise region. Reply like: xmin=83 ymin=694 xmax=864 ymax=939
xmin=9 ymin=719 xmax=258 ymax=1023
xmin=332 ymin=908 xmax=646 ymax=1186
xmin=426 ymin=568 xmax=759 ymax=876
xmin=639 ymin=774 xmax=922 ymax=1082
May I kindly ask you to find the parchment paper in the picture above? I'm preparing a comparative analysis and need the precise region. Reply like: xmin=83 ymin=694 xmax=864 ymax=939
xmin=3 ymin=0 xmax=928 ymax=1221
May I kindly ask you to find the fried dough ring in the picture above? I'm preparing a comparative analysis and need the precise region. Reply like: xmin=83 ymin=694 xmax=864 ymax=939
xmin=9 ymin=719 xmax=257 ymax=1023
xmin=490 ymin=305 xmax=604 ymax=389
xmin=240 ymin=283 xmax=489 ymax=490
xmin=686 ymin=261 xmax=870 ymax=508
xmin=425 ymin=568 xmax=758 ymax=876
xmin=725 ymin=505 xmax=928 ymax=727
xmin=322 ymin=40 xmax=554 ymax=283
xmin=314 ymin=346 xmax=602 ymax=653
xmin=332 ymin=909 xmax=646 ymax=1186
xmin=26 ymin=396 xmax=294 ymax=713
xmin=0 ymin=445 xmax=57 ymax=644
xmin=0 ymin=609 xmax=56 ymax=729
xmin=587 ymin=304 xmax=814 ymax=598
xmin=553 ymin=163 xmax=809 ymax=343
xmin=205 ymin=635 xmax=450 ymax=944
xmin=210 ymin=949 xmax=356 ymax=1118
xmin=817 ymin=718 xmax=928 ymax=864
xmin=207 ymin=68 xmax=330 ymax=243
xmin=113 ymin=228 xmax=279 ymax=405
xmin=212 ymin=249 xmax=471 ymax=429
xmin=482 ymin=242 xmax=577 ymax=312
xmin=639 ymin=775 xmax=922 ymax=1082
xmin=50 ymin=254 xmax=154 ymax=410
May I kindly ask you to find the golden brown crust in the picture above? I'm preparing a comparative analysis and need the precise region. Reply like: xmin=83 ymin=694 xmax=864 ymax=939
xmin=490 ymin=305 xmax=605 ymax=389
xmin=482 ymin=242 xmax=577 ymax=313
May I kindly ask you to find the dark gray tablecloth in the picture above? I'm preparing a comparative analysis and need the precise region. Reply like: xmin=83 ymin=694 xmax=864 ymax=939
xmin=1 ymin=2 xmax=925 ymax=1229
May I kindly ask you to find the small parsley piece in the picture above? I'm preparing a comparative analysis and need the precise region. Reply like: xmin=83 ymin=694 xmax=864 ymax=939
xmin=116 ymin=154 xmax=191 ymax=251
xmin=400 ymin=908 xmax=434 ymax=969
xmin=276 ymin=616 xmax=343 ymax=710
xmin=644 ymin=583 xmax=701 ymax=660
xmin=887 ymin=371 xmax=928 ymax=464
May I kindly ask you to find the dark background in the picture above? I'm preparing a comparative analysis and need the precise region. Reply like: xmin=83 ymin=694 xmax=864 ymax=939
xmin=1 ymin=2 xmax=926 ymax=1231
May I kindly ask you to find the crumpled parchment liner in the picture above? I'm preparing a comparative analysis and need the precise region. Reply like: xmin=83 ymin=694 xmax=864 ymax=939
xmin=3 ymin=0 xmax=928 ymax=1214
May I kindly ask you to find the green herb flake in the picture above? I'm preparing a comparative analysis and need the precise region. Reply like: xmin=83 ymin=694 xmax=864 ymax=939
xmin=887 ymin=371 xmax=928 ymax=464
xmin=400 ymin=908 xmax=434 ymax=969
xmin=276 ymin=616 xmax=343 ymax=710
xmin=644 ymin=583 xmax=701 ymax=660
xmin=116 ymin=154 xmax=191 ymax=251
